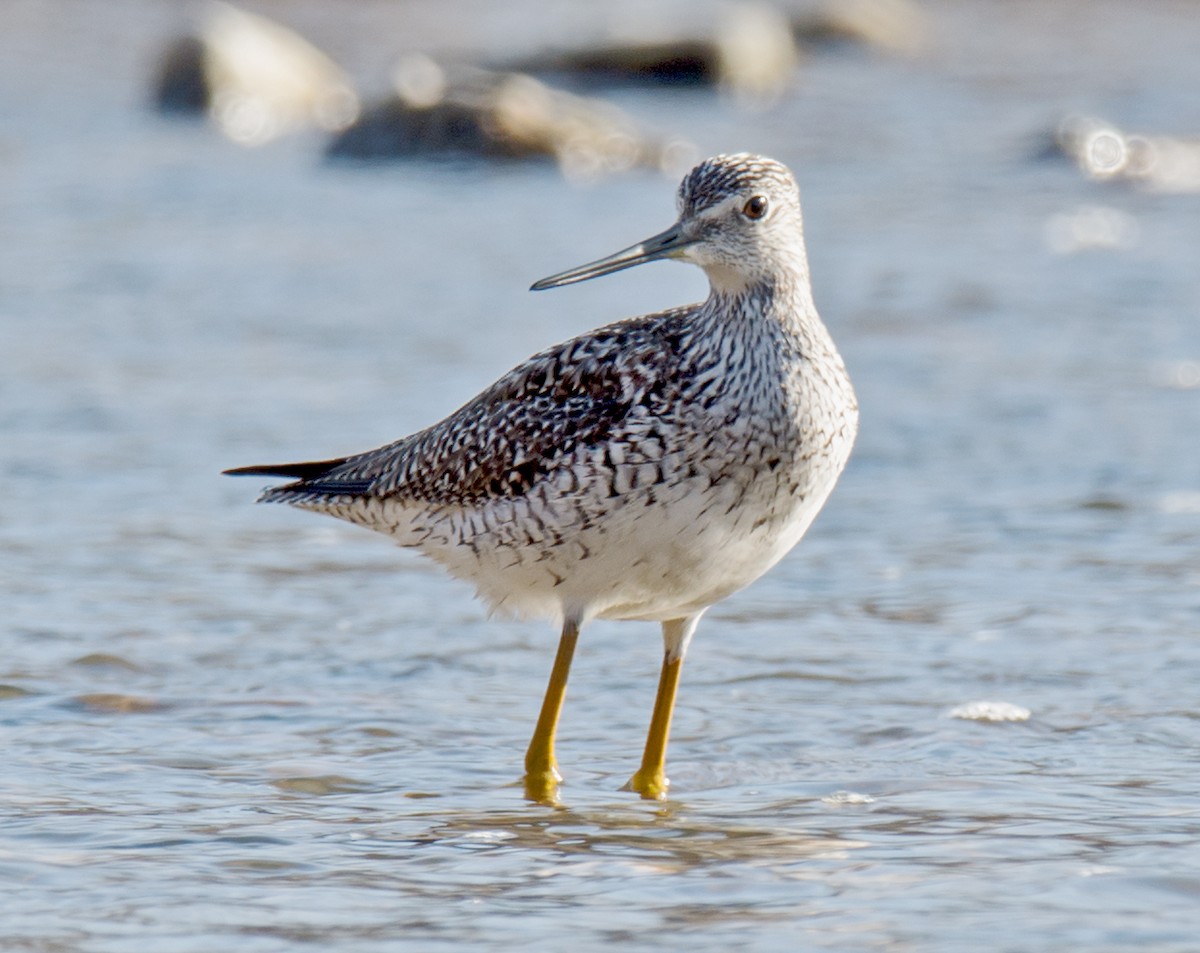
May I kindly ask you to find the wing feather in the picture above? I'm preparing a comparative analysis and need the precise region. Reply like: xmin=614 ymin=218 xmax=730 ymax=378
xmin=226 ymin=306 xmax=693 ymax=508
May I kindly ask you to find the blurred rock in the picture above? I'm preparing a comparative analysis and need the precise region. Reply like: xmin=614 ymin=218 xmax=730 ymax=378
xmin=793 ymin=0 xmax=931 ymax=56
xmin=152 ymin=1 xmax=359 ymax=146
xmin=1050 ymin=114 xmax=1200 ymax=194
xmin=154 ymin=35 xmax=210 ymax=113
xmin=503 ymin=2 xmax=800 ymax=105
xmin=328 ymin=57 xmax=695 ymax=181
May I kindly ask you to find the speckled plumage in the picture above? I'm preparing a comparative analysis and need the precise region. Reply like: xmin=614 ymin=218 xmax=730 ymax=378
xmin=228 ymin=153 xmax=857 ymax=799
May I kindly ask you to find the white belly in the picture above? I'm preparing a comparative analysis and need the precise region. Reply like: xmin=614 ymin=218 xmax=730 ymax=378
xmin=403 ymin=460 xmax=842 ymax=625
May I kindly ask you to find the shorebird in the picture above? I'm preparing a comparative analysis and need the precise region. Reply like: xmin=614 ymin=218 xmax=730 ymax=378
xmin=226 ymin=153 xmax=858 ymax=803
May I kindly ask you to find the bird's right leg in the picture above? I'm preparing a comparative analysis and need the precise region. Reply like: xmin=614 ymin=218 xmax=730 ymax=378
xmin=523 ymin=618 xmax=580 ymax=805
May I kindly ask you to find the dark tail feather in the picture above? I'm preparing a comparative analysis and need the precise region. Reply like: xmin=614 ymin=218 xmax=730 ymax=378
xmin=223 ymin=457 xmax=349 ymax=481
xmin=224 ymin=456 xmax=374 ymax=497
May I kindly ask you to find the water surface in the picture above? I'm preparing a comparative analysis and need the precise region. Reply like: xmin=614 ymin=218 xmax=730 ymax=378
xmin=2 ymin=1 xmax=1199 ymax=950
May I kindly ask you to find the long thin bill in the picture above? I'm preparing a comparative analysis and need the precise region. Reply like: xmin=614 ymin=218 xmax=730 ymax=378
xmin=530 ymin=224 xmax=694 ymax=291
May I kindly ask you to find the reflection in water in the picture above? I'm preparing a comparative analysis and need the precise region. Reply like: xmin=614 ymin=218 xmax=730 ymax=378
xmin=945 ymin=700 xmax=1031 ymax=723
xmin=1044 ymin=204 xmax=1140 ymax=255
xmin=418 ymin=805 xmax=865 ymax=872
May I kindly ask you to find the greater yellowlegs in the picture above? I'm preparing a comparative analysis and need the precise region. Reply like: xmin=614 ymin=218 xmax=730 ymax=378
xmin=226 ymin=153 xmax=858 ymax=802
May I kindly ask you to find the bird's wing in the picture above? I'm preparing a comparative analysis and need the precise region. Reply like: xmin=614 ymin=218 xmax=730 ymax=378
xmin=229 ymin=307 xmax=693 ymax=507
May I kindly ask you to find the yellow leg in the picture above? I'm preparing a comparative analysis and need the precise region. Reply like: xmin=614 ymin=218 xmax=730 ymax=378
xmin=624 ymin=652 xmax=683 ymax=800
xmin=523 ymin=619 xmax=579 ymax=804
xmin=624 ymin=615 xmax=700 ymax=801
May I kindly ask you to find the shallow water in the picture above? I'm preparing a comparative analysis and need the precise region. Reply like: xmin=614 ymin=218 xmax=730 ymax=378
xmin=3 ymin=1 xmax=1200 ymax=950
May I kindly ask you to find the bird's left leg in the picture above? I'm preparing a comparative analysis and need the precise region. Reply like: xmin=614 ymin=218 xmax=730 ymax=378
xmin=624 ymin=613 xmax=703 ymax=800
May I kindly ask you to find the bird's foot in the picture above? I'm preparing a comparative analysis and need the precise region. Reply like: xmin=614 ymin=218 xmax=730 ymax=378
xmin=622 ymin=767 xmax=669 ymax=801
xmin=522 ymin=758 xmax=563 ymax=806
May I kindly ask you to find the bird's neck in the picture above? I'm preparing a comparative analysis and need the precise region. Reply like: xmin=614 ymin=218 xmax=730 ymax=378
xmin=699 ymin=258 xmax=832 ymax=358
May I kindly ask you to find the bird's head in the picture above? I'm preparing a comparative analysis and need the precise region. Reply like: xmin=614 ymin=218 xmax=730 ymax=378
xmin=532 ymin=154 xmax=807 ymax=295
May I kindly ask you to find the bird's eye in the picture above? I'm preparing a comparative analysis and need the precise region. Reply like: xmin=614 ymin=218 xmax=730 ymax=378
xmin=743 ymin=195 xmax=769 ymax=220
